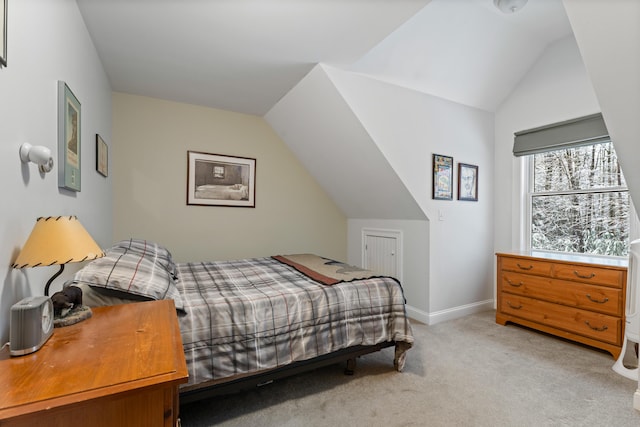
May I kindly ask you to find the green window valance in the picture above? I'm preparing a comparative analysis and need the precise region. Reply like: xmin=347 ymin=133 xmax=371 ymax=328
xmin=513 ymin=113 xmax=609 ymax=157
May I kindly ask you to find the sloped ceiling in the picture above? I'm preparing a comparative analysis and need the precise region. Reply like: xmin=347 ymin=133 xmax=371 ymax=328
xmin=77 ymin=0 xmax=573 ymax=115
xmin=265 ymin=65 xmax=426 ymax=220
xmin=76 ymin=0 xmax=431 ymax=116
xmin=76 ymin=0 xmax=577 ymax=221
xmin=563 ymin=0 xmax=640 ymax=208
xmin=347 ymin=0 xmax=573 ymax=112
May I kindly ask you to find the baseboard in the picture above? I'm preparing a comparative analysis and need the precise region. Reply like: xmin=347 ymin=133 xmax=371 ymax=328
xmin=405 ymin=305 xmax=429 ymax=324
xmin=405 ymin=300 xmax=494 ymax=325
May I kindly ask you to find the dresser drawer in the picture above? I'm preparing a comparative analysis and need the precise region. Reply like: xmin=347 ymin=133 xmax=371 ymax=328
xmin=500 ymin=257 xmax=552 ymax=276
xmin=552 ymin=264 xmax=624 ymax=288
xmin=500 ymin=294 xmax=621 ymax=345
xmin=500 ymin=272 xmax=623 ymax=316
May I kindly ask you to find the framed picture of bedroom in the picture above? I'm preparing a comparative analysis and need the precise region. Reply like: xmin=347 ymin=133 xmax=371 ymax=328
xmin=187 ymin=151 xmax=256 ymax=207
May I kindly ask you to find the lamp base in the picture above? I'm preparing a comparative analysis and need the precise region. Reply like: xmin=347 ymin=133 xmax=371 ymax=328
xmin=54 ymin=305 xmax=92 ymax=328
xmin=44 ymin=264 xmax=65 ymax=296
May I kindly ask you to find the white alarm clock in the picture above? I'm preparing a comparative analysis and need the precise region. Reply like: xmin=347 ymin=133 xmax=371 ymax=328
xmin=9 ymin=296 xmax=54 ymax=356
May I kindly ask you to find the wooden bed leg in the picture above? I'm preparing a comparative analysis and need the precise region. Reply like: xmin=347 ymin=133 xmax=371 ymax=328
xmin=344 ymin=358 xmax=356 ymax=375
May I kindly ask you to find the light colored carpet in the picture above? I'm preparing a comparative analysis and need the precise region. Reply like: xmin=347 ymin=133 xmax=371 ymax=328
xmin=180 ymin=310 xmax=640 ymax=426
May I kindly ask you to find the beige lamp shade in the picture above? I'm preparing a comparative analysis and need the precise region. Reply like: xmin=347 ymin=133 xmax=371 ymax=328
xmin=12 ymin=216 xmax=104 ymax=268
xmin=12 ymin=216 xmax=105 ymax=296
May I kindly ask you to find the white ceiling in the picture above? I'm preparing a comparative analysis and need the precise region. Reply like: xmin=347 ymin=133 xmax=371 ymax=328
xmin=76 ymin=0 xmax=573 ymax=116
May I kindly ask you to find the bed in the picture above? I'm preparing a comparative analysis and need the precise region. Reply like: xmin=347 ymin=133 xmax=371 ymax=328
xmin=66 ymin=239 xmax=414 ymax=403
xmin=195 ymin=184 xmax=249 ymax=200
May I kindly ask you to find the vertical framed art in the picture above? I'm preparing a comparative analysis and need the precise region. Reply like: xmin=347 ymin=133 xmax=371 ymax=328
xmin=432 ymin=154 xmax=453 ymax=200
xmin=458 ymin=163 xmax=478 ymax=201
xmin=0 ymin=0 xmax=7 ymax=67
xmin=58 ymin=81 xmax=81 ymax=191
xmin=96 ymin=134 xmax=108 ymax=177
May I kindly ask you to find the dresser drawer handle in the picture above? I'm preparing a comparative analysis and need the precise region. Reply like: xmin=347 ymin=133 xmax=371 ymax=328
xmin=506 ymin=278 xmax=524 ymax=287
xmin=586 ymin=294 xmax=609 ymax=304
xmin=584 ymin=321 xmax=608 ymax=332
xmin=507 ymin=301 xmax=523 ymax=309
xmin=574 ymin=271 xmax=596 ymax=279
xmin=516 ymin=263 xmax=533 ymax=271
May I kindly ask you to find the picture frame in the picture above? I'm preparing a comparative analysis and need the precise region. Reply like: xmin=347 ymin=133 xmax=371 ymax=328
xmin=432 ymin=154 xmax=453 ymax=200
xmin=1 ymin=0 xmax=7 ymax=67
xmin=57 ymin=81 xmax=81 ymax=192
xmin=96 ymin=134 xmax=108 ymax=177
xmin=458 ymin=163 xmax=478 ymax=201
xmin=187 ymin=151 xmax=256 ymax=207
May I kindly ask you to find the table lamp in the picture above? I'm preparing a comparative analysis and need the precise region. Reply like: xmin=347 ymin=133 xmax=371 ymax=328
xmin=11 ymin=216 xmax=105 ymax=296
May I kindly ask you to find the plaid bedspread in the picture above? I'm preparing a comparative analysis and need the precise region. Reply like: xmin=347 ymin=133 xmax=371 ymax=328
xmin=176 ymin=256 xmax=414 ymax=386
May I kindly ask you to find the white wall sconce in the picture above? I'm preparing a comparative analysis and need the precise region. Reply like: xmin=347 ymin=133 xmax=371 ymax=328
xmin=493 ymin=0 xmax=528 ymax=14
xmin=19 ymin=143 xmax=54 ymax=173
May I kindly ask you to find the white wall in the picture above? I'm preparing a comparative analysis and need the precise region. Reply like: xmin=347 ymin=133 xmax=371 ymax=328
xmin=0 ymin=0 xmax=112 ymax=343
xmin=326 ymin=67 xmax=495 ymax=323
xmin=494 ymin=36 xmax=602 ymax=256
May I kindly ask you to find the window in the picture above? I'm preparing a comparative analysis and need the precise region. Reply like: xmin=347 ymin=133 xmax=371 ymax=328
xmin=527 ymin=141 xmax=629 ymax=257
xmin=213 ymin=165 xmax=225 ymax=179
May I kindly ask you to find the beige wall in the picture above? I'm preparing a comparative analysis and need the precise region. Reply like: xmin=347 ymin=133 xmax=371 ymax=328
xmin=112 ymin=93 xmax=346 ymax=263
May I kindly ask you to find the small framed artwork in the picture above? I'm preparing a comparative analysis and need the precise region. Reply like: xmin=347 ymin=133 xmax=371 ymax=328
xmin=96 ymin=134 xmax=108 ymax=177
xmin=187 ymin=151 xmax=256 ymax=207
xmin=57 ymin=81 xmax=81 ymax=192
xmin=1 ymin=0 xmax=7 ymax=67
xmin=458 ymin=163 xmax=478 ymax=201
xmin=432 ymin=154 xmax=453 ymax=200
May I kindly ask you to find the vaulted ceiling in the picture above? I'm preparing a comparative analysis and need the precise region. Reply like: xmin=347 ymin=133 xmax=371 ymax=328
xmin=76 ymin=0 xmax=640 ymax=224
xmin=76 ymin=0 xmax=573 ymax=116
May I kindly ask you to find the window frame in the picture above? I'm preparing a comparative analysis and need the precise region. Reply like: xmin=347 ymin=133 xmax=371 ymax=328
xmin=523 ymin=142 xmax=629 ymax=260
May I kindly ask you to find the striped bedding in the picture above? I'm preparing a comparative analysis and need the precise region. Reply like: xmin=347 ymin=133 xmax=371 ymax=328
xmin=176 ymin=256 xmax=414 ymax=387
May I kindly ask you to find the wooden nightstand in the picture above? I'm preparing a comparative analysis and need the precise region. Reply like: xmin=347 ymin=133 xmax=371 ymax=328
xmin=0 ymin=300 xmax=188 ymax=427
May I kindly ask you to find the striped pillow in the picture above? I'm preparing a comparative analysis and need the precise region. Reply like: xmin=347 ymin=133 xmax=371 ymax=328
xmin=70 ymin=241 xmax=183 ymax=311
xmin=112 ymin=238 xmax=179 ymax=280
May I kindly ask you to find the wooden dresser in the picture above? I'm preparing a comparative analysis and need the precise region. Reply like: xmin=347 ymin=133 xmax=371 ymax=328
xmin=496 ymin=252 xmax=628 ymax=359
xmin=0 ymin=300 xmax=188 ymax=427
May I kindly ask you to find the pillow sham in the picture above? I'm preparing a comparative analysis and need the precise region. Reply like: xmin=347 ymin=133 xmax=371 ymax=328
xmin=71 ymin=283 xmax=144 ymax=307
xmin=69 ymin=243 xmax=184 ymax=312
xmin=112 ymin=238 xmax=179 ymax=280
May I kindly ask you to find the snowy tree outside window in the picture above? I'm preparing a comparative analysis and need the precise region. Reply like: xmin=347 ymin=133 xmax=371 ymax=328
xmin=530 ymin=142 xmax=629 ymax=257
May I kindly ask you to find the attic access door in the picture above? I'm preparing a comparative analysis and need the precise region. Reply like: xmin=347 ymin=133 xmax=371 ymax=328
xmin=362 ymin=228 xmax=402 ymax=282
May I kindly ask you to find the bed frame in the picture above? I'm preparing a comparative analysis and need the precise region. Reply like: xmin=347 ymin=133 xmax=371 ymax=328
xmin=179 ymin=341 xmax=394 ymax=404
xmin=71 ymin=243 xmax=410 ymax=405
